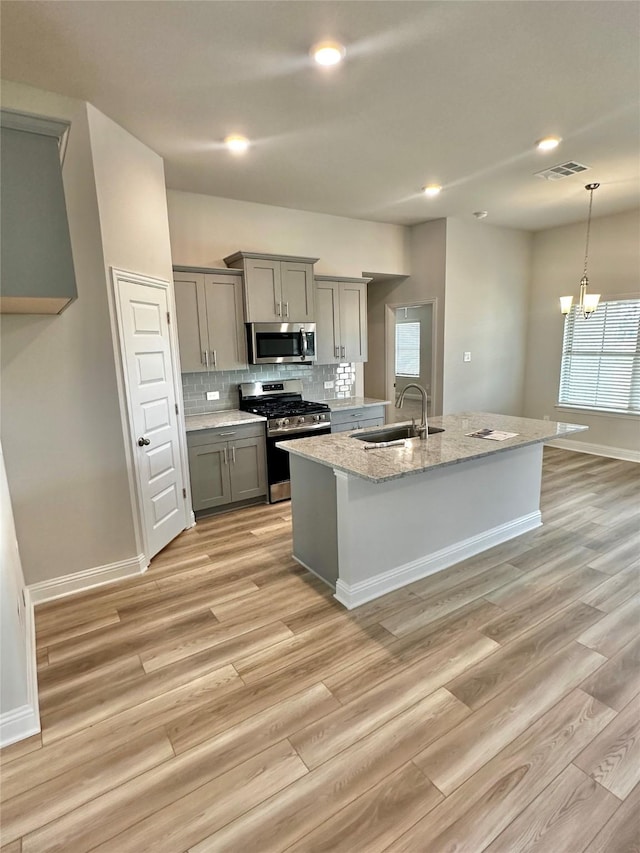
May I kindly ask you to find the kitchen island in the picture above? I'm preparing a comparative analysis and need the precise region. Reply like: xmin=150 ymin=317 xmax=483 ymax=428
xmin=277 ymin=412 xmax=587 ymax=608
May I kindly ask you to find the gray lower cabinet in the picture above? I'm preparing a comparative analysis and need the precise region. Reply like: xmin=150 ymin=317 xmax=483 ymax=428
xmin=330 ymin=405 xmax=386 ymax=433
xmin=187 ymin=423 xmax=267 ymax=513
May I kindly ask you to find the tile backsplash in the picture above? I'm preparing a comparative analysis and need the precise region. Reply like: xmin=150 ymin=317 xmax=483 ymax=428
xmin=181 ymin=363 xmax=356 ymax=415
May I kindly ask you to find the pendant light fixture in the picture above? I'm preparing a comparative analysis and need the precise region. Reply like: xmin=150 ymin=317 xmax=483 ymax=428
xmin=560 ymin=183 xmax=601 ymax=319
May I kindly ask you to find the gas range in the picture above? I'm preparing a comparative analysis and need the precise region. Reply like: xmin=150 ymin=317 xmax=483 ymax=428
xmin=239 ymin=380 xmax=331 ymax=437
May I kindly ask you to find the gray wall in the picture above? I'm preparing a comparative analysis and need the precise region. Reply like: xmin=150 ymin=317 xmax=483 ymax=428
xmin=523 ymin=207 xmax=640 ymax=453
xmin=0 ymin=83 xmax=177 ymax=586
xmin=443 ymin=219 xmax=531 ymax=415
xmin=0 ymin=84 xmax=137 ymax=585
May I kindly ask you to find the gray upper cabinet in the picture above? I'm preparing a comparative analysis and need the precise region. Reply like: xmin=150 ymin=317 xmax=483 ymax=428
xmin=173 ymin=267 xmax=247 ymax=372
xmin=224 ymin=251 xmax=318 ymax=323
xmin=315 ymin=276 xmax=370 ymax=363
xmin=1 ymin=110 xmax=76 ymax=314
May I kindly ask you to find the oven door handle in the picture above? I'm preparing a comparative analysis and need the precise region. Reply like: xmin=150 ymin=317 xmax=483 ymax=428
xmin=300 ymin=329 xmax=308 ymax=359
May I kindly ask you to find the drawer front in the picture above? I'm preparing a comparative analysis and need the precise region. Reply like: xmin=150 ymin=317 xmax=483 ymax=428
xmin=330 ymin=405 xmax=385 ymax=427
xmin=330 ymin=408 xmax=368 ymax=427
xmin=358 ymin=416 xmax=385 ymax=430
xmin=187 ymin=422 xmax=265 ymax=447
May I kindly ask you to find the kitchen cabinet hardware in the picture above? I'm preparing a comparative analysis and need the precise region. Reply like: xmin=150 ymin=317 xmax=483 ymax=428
xmin=210 ymin=350 xmax=217 ymax=368
xmin=231 ymin=446 xmax=236 ymax=464
xmin=222 ymin=446 xmax=228 ymax=465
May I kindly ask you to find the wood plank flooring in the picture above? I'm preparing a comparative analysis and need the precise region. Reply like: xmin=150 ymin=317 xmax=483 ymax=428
xmin=1 ymin=447 xmax=639 ymax=852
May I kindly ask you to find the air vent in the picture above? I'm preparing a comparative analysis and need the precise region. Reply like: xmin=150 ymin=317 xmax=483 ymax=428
xmin=535 ymin=161 xmax=591 ymax=181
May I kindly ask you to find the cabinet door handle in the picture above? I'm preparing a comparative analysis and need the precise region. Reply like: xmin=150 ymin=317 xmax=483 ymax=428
xmin=334 ymin=346 xmax=340 ymax=359
xmin=284 ymin=302 xmax=289 ymax=318
xmin=222 ymin=447 xmax=228 ymax=465
xmin=218 ymin=432 xmax=236 ymax=436
xmin=202 ymin=350 xmax=209 ymax=367
xmin=231 ymin=446 xmax=236 ymax=464
xmin=276 ymin=302 xmax=281 ymax=317
xmin=211 ymin=350 xmax=217 ymax=368
xmin=341 ymin=346 xmax=346 ymax=358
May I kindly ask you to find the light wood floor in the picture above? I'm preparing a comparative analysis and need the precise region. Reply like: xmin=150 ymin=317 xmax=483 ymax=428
xmin=1 ymin=448 xmax=639 ymax=852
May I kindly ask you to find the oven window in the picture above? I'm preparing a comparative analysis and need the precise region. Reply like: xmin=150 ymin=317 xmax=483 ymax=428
xmin=267 ymin=426 xmax=330 ymax=486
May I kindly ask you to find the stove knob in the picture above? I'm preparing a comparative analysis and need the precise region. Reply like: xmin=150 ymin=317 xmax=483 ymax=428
xmin=298 ymin=416 xmax=305 ymax=425
xmin=283 ymin=418 xmax=290 ymax=426
xmin=277 ymin=418 xmax=285 ymax=429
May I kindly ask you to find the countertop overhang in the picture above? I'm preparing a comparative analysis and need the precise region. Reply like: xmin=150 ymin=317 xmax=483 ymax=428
xmin=277 ymin=412 xmax=588 ymax=483
xmin=184 ymin=410 xmax=266 ymax=432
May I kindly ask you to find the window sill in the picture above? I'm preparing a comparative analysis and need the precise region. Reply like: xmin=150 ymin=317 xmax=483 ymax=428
xmin=555 ymin=405 xmax=640 ymax=421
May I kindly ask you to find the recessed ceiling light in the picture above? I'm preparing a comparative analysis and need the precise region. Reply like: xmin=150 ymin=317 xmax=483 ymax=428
xmin=224 ymin=134 xmax=250 ymax=154
xmin=536 ymin=136 xmax=562 ymax=152
xmin=311 ymin=41 xmax=346 ymax=66
xmin=473 ymin=211 xmax=488 ymax=219
xmin=422 ymin=184 xmax=442 ymax=197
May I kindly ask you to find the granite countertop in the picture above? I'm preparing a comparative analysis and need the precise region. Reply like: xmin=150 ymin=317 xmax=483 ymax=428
xmin=184 ymin=410 xmax=266 ymax=432
xmin=324 ymin=397 xmax=391 ymax=411
xmin=277 ymin=412 xmax=588 ymax=483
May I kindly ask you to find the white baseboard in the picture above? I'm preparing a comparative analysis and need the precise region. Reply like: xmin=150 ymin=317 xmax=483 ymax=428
xmin=0 ymin=588 xmax=40 ymax=748
xmin=334 ymin=511 xmax=542 ymax=610
xmin=28 ymin=553 xmax=148 ymax=605
xmin=549 ymin=438 xmax=640 ymax=463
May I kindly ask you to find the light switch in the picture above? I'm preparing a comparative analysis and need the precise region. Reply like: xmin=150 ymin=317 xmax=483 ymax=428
xmin=206 ymin=391 xmax=220 ymax=401
xmin=463 ymin=352 xmax=471 ymax=362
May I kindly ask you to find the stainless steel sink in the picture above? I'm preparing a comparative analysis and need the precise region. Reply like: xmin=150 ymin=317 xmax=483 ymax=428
xmin=352 ymin=424 xmax=445 ymax=445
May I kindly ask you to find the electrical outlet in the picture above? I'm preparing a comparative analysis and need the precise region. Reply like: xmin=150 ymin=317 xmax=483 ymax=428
xmin=463 ymin=352 xmax=471 ymax=363
xmin=206 ymin=391 xmax=220 ymax=401
xmin=324 ymin=381 xmax=335 ymax=389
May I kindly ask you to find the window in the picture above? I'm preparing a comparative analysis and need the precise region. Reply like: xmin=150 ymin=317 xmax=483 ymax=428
xmin=395 ymin=321 xmax=420 ymax=377
xmin=558 ymin=298 xmax=640 ymax=415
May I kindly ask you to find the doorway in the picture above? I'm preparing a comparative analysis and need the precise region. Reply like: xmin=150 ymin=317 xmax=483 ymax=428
xmin=385 ymin=301 xmax=437 ymax=424
xmin=112 ymin=268 xmax=189 ymax=560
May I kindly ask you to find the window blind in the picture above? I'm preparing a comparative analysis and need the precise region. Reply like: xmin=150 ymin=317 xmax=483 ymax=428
xmin=558 ymin=298 xmax=640 ymax=414
xmin=395 ymin=321 xmax=421 ymax=377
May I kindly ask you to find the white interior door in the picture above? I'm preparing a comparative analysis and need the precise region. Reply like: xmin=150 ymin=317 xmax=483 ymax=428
xmin=115 ymin=272 xmax=187 ymax=559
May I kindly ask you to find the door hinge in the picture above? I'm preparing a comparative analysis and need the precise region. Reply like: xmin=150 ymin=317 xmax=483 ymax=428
xmin=182 ymin=488 xmax=187 ymax=499
xmin=167 ymin=311 xmax=171 ymax=324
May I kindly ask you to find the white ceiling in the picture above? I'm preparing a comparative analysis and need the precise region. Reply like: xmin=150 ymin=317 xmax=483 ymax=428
xmin=1 ymin=1 xmax=638 ymax=231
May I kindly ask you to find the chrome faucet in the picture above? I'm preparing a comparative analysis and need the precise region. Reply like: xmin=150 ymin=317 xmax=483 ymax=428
xmin=395 ymin=383 xmax=429 ymax=439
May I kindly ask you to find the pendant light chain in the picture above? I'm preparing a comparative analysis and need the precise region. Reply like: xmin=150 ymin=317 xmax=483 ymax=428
xmin=560 ymin=182 xmax=601 ymax=318
xmin=583 ymin=185 xmax=596 ymax=279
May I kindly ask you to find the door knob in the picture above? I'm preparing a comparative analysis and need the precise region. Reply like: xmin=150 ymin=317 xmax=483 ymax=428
xmin=137 ymin=437 xmax=150 ymax=447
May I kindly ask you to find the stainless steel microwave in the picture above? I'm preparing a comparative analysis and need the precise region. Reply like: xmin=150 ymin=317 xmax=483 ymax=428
xmin=246 ymin=323 xmax=316 ymax=364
